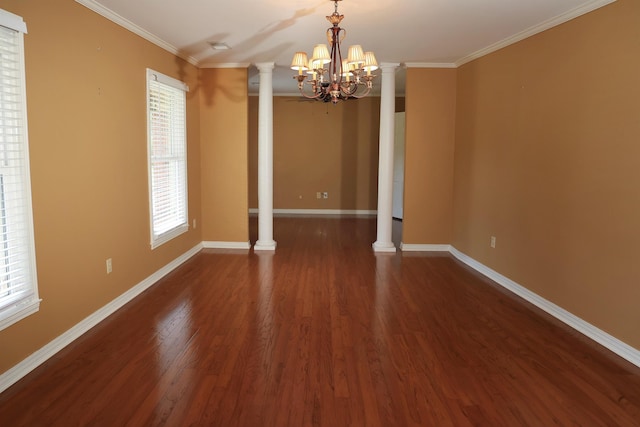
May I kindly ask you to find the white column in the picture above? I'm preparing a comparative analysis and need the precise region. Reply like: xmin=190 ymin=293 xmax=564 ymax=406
xmin=254 ymin=62 xmax=277 ymax=251
xmin=373 ymin=63 xmax=400 ymax=253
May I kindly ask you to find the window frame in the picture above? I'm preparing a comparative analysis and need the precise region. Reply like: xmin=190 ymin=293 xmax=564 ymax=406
xmin=0 ymin=9 xmax=40 ymax=331
xmin=146 ymin=68 xmax=189 ymax=249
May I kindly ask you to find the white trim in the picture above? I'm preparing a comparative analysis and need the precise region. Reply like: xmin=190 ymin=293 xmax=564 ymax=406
xmin=449 ymin=246 xmax=640 ymax=368
xmin=74 ymin=0 xmax=198 ymax=66
xmin=0 ymin=243 xmax=203 ymax=394
xmin=202 ymin=241 xmax=251 ymax=250
xmin=0 ymin=22 xmax=40 ymax=331
xmin=146 ymin=69 xmax=189 ymax=250
xmin=2 ymin=237 xmax=638 ymax=393
xmin=254 ymin=241 xmax=277 ymax=252
xmin=372 ymin=243 xmax=397 ymax=253
xmin=146 ymin=68 xmax=189 ymax=92
xmin=200 ymin=62 xmax=251 ymax=69
xmin=455 ymin=0 xmax=617 ymax=66
xmin=0 ymin=299 xmax=41 ymax=331
xmin=404 ymin=62 xmax=457 ymax=69
xmin=400 ymin=243 xmax=451 ymax=252
xmin=0 ymin=9 xmax=27 ymax=33
xmin=150 ymin=224 xmax=189 ymax=250
xmin=249 ymin=208 xmax=378 ymax=216
xmin=74 ymin=0 xmax=616 ymax=74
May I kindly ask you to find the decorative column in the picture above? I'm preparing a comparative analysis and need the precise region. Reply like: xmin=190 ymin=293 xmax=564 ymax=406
xmin=254 ymin=62 xmax=277 ymax=251
xmin=373 ymin=63 xmax=400 ymax=253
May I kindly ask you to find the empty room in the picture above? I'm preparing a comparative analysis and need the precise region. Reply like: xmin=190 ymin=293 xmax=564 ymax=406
xmin=1 ymin=0 xmax=640 ymax=425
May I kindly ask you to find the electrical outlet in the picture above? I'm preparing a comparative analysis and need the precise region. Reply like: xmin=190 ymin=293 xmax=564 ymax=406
xmin=323 ymin=192 xmax=328 ymax=199
xmin=106 ymin=258 xmax=112 ymax=274
xmin=316 ymin=192 xmax=321 ymax=199
xmin=193 ymin=219 xmax=197 ymax=229
xmin=490 ymin=236 xmax=496 ymax=248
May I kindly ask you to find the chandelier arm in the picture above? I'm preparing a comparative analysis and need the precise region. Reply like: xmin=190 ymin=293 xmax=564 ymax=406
xmin=299 ymin=89 xmax=324 ymax=100
xmin=291 ymin=0 xmax=375 ymax=104
xmin=294 ymin=75 xmax=325 ymax=100
xmin=339 ymin=80 xmax=358 ymax=96
xmin=299 ymin=83 xmax=325 ymax=100
xmin=349 ymin=80 xmax=374 ymax=99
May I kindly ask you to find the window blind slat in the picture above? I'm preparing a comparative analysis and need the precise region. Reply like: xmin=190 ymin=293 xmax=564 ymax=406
xmin=0 ymin=17 xmax=39 ymax=329
xmin=146 ymin=69 xmax=188 ymax=247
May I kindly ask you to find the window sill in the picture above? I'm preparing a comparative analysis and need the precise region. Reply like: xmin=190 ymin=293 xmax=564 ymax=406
xmin=0 ymin=297 xmax=42 ymax=331
xmin=151 ymin=223 xmax=189 ymax=249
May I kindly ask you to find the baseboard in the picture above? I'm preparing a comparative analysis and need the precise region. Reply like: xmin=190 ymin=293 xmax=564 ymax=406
xmin=249 ymin=208 xmax=377 ymax=216
xmin=0 ymin=242 xmax=204 ymax=394
xmin=400 ymin=243 xmax=452 ymax=252
xmin=5 ymin=240 xmax=638 ymax=394
xmin=449 ymin=247 xmax=640 ymax=369
xmin=202 ymin=241 xmax=251 ymax=250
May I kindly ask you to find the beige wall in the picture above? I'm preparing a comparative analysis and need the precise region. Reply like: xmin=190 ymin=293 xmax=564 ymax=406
xmin=249 ymin=96 xmax=380 ymax=211
xmin=199 ymin=68 xmax=249 ymax=243
xmin=3 ymin=0 xmax=639 ymax=381
xmin=453 ymin=0 xmax=640 ymax=348
xmin=403 ymin=68 xmax=457 ymax=244
xmin=0 ymin=0 xmax=202 ymax=373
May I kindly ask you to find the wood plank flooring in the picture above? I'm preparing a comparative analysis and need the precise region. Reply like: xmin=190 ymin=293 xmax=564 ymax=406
xmin=2 ymin=216 xmax=640 ymax=426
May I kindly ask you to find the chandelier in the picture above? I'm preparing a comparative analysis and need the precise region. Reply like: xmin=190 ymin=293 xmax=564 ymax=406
xmin=290 ymin=0 xmax=378 ymax=104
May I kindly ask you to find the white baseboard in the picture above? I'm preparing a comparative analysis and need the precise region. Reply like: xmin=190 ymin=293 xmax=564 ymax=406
xmin=449 ymin=247 xmax=640 ymax=368
xmin=202 ymin=241 xmax=251 ymax=250
xmin=0 ymin=243 xmax=204 ymax=394
xmin=4 ymin=239 xmax=638 ymax=394
xmin=249 ymin=208 xmax=377 ymax=216
xmin=400 ymin=243 xmax=452 ymax=252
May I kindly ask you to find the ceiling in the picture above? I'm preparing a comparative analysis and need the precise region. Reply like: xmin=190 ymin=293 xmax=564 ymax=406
xmin=78 ymin=0 xmax=614 ymax=95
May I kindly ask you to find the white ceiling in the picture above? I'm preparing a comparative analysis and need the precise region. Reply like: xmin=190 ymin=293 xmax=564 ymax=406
xmin=78 ymin=0 xmax=615 ymax=95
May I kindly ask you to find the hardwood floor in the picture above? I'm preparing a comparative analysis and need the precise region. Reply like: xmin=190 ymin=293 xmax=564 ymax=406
xmin=2 ymin=216 xmax=640 ymax=426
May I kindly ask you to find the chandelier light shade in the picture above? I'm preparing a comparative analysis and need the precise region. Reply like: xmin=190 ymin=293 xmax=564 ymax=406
xmin=290 ymin=52 xmax=309 ymax=74
xmin=347 ymin=45 xmax=365 ymax=65
xmin=291 ymin=0 xmax=377 ymax=104
xmin=363 ymin=51 xmax=379 ymax=74
xmin=312 ymin=44 xmax=331 ymax=64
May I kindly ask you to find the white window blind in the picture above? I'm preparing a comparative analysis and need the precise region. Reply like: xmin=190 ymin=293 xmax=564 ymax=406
xmin=0 ymin=10 xmax=40 ymax=331
xmin=146 ymin=69 xmax=188 ymax=248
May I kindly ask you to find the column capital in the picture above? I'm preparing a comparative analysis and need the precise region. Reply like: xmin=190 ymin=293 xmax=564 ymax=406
xmin=379 ymin=62 xmax=401 ymax=72
xmin=255 ymin=62 xmax=275 ymax=72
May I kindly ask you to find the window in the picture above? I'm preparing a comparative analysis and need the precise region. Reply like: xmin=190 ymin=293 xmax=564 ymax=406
xmin=146 ymin=69 xmax=189 ymax=248
xmin=0 ymin=10 xmax=40 ymax=331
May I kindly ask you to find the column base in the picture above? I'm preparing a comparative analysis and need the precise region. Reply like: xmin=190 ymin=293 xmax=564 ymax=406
xmin=372 ymin=241 xmax=397 ymax=253
xmin=254 ymin=240 xmax=277 ymax=251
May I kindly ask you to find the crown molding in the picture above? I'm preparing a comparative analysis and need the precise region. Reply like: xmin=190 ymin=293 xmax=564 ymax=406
xmin=75 ymin=0 xmax=617 ymax=75
xmin=199 ymin=62 xmax=252 ymax=69
xmin=74 ymin=0 xmax=199 ymax=66
xmin=455 ymin=0 xmax=617 ymax=66
xmin=404 ymin=62 xmax=457 ymax=69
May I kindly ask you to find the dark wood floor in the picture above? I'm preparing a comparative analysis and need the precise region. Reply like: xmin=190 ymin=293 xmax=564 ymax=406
xmin=2 ymin=216 xmax=640 ymax=426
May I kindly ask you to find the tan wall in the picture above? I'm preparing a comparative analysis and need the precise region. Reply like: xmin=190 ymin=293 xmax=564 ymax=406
xmin=249 ymin=96 xmax=380 ymax=211
xmin=403 ymin=68 xmax=457 ymax=244
xmin=453 ymin=0 xmax=640 ymax=348
xmin=199 ymin=68 xmax=249 ymax=243
xmin=0 ymin=0 xmax=202 ymax=374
